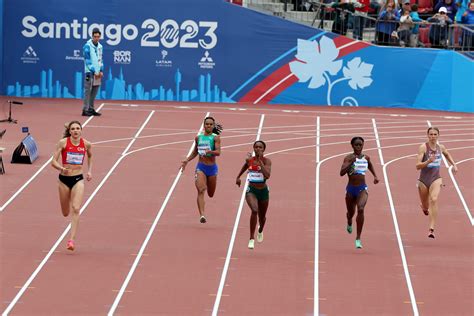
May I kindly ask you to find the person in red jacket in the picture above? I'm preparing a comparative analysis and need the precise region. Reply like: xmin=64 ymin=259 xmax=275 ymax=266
xmin=51 ymin=121 xmax=93 ymax=251
xmin=354 ymin=0 xmax=371 ymax=40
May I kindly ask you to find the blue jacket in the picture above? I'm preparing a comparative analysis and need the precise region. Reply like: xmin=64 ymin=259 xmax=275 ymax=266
xmin=410 ymin=11 xmax=423 ymax=34
xmin=376 ymin=9 xmax=400 ymax=34
xmin=83 ymin=39 xmax=103 ymax=75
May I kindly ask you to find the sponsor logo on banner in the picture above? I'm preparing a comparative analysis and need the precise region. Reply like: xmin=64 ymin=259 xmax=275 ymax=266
xmin=21 ymin=46 xmax=40 ymax=64
xmin=155 ymin=50 xmax=172 ymax=67
xmin=113 ymin=50 xmax=131 ymax=64
xmin=65 ymin=49 xmax=84 ymax=61
xmin=198 ymin=51 xmax=215 ymax=69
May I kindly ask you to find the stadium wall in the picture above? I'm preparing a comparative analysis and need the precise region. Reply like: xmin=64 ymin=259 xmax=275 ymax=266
xmin=1 ymin=0 xmax=472 ymax=112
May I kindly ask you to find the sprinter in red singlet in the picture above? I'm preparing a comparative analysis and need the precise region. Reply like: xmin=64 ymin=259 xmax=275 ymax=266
xmin=416 ymin=127 xmax=458 ymax=239
xmin=236 ymin=141 xmax=272 ymax=250
xmin=51 ymin=121 xmax=93 ymax=251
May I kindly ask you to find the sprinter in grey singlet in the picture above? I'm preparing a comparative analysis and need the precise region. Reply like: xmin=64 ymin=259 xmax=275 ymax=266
xmin=416 ymin=127 xmax=458 ymax=239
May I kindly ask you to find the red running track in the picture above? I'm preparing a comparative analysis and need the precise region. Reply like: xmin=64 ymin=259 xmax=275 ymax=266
xmin=0 ymin=97 xmax=473 ymax=315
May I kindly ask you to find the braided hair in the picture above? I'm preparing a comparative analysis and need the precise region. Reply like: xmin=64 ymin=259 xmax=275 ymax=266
xmin=63 ymin=121 xmax=82 ymax=138
xmin=204 ymin=116 xmax=223 ymax=135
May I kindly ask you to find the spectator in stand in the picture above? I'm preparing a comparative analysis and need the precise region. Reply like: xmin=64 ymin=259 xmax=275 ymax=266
xmin=455 ymin=0 xmax=470 ymax=22
xmin=410 ymin=4 xmax=426 ymax=47
xmin=460 ymin=2 xmax=474 ymax=49
xmin=435 ymin=0 xmax=458 ymax=21
xmin=370 ymin=0 xmax=384 ymax=15
xmin=398 ymin=6 xmax=414 ymax=46
xmin=376 ymin=1 xmax=401 ymax=45
xmin=331 ymin=0 xmax=356 ymax=36
xmin=428 ymin=7 xmax=453 ymax=48
xmin=353 ymin=0 xmax=371 ymax=40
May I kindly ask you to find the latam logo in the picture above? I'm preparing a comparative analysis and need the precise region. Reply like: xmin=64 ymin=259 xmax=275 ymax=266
xmin=156 ymin=50 xmax=172 ymax=68
xmin=21 ymin=46 xmax=40 ymax=63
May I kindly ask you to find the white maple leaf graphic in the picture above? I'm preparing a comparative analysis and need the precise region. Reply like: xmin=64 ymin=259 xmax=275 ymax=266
xmin=289 ymin=37 xmax=343 ymax=89
xmin=342 ymin=57 xmax=374 ymax=90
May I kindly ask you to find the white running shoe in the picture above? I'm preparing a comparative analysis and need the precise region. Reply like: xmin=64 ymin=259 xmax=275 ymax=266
xmin=248 ymin=239 xmax=255 ymax=249
xmin=200 ymin=216 xmax=207 ymax=223
xmin=257 ymin=231 xmax=263 ymax=243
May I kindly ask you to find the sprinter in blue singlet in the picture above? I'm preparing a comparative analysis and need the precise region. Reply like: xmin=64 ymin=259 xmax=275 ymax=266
xmin=181 ymin=117 xmax=222 ymax=223
xmin=340 ymin=137 xmax=379 ymax=249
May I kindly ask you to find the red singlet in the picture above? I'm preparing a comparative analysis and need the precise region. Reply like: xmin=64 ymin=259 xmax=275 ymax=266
xmin=61 ymin=137 xmax=86 ymax=165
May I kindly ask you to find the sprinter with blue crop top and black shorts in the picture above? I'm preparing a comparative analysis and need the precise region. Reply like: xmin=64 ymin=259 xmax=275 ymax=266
xmin=236 ymin=141 xmax=272 ymax=250
xmin=416 ymin=127 xmax=457 ymax=239
xmin=181 ymin=117 xmax=222 ymax=224
xmin=340 ymin=137 xmax=379 ymax=249
xmin=51 ymin=121 xmax=93 ymax=251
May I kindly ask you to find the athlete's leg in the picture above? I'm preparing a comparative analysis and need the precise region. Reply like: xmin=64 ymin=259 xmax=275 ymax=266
xmin=345 ymin=193 xmax=356 ymax=232
xmin=69 ymin=180 xmax=85 ymax=241
xmin=355 ymin=190 xmax=368 ymax=240
xmin=428 ymin=178 xmax=443 ymax=232
xmin=245 ymin=192 xmax=259 ymax=240
xmin=257 ymin=199 xmax=269 ymax=233
xmin=195 ymin=171 xmax=207 ymax=217
xmin=206 ymin=175 xmax=217 ymax=198
xmin=417 ymin=180 xmax=430 ymax=215
xmin=58 ymin=181 xmax=71 ymax=217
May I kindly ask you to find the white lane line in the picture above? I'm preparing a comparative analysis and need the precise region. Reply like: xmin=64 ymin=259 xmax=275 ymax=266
xmin=0 ymin=103 xmax=105 ymax=212
xmin=427 ymin=121 xmax=473 ymax=226
xmin=314 ymin=117 xmax=320 ymax=315
xmin=316 ymin=116 xmax=320 ymax=163
xmin=2 ymin=111 xmax=155 ymax=316
xmin=211 ymin=114 xmax=265 ymax=316
xmin=456 ymin=158 xmax=474 ymax=164
xmin=107 ymin=112 xmax=209 ymax=315
xmin=382 ymin=157 xmax=419 ymax=315
xmin=372 ymin=118 xmax=385 ymax=166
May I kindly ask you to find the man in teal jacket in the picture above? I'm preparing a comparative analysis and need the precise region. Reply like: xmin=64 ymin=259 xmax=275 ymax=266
xmin=82 ymin=28 xmax=103 ymax=116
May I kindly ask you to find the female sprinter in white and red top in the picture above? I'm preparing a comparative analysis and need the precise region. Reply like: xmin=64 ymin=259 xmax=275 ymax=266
xmin=51 ymin=121 xmax=92 ymax=251
xmin=236 ymin=140 xmax=272 ymax=250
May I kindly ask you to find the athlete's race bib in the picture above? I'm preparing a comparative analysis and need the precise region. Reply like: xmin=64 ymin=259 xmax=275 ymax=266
xmin=198 ymin=142 xmax=211 ymax=156
xmin=248 ymin=170 xmax=264 ymax=183
xmin=66 ymin=152 xmax=84 ymax=165
xmin=427 ymin=154 xmax=441 ymax=168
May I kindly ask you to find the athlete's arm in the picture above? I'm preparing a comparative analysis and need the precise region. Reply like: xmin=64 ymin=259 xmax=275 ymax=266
xmin=340 ymin=154 xmax=355 ymax=176
xmin=416 ymin=144 xmax=434 ymax=170
xmin=366 ymin=155 xmax=379 ymax=184
xmin=181 ymin=137 xmax=199 ymax=171
xmin=51 ymin=139 xmax=68 ymax=174
xmin=207 ymin=135 xmax=221 ymax=156
xmin=85 ymin=140 xmax=93 ymax=181
xmin=235 ymin=161 xmax=248 ymax=187
xmin=258 ymin=157 xmax=271 ymax=179
xmin=440 ymin=144 xmax=458 ymax=174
